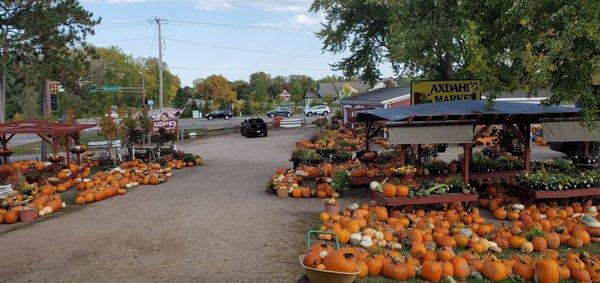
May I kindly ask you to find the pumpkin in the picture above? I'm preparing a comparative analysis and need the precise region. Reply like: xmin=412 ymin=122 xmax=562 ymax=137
xmin=453 ymin=234 xmax=469 ymax=248
xmin=520 ymin=241 xmax=534 ymax=253
xmin=420 ymin=260 xmax=442 ymax=282
xmin=117 ymin=188 xmax=126 ymax=195
xmin=356 ymin=260 xmax=368 ymax=278
xmin=303 ymin=252 xmax=321 ymax=267
xmin=396 ymin=185 xmax=409 ymax=197
xmin=382 ymin=184 xmax=396 ymax=197
xmin=373 ymin=206 xmax=388 ymax=222
xmin=451 ymin=256 xmax=470 ymax=279
xmin=84 ymin=192 xmax=94 ymax=203
xmin=316 ymin=191 xmax=327 ymax=198
xmin=437 ymin=235 xmax=456 ymax=248
xmin=493 ymin=208 xmax=508 ymax=220
xmin=572 ymin=230 xmax=591 ymax=245
xmin=410 ymin=243 xmax=427 ymax=259
xmin=301 ymin=187 xmax=310 ymax=198
xmin=436 ymin=247 xmax=454 ymax=261
xmin=337 ymin=229 xmax=351 ymax=244
xmin=566 ymin=257 xmax=585 ymax=272
xmin=571 ymin=268 xmax=591 ymax=282
xmin=291 ymin=188 xmax=302 ymax=198
xmin=507 ymin=211 xmax=520 ymax=221
xmin=323 ymin=252 xmax=357 ymax=273
xmin=409 ymin=229 xmax=424 ymax=243
xmin=559 ymin=266 xmax=571 ymax=280
xmin=532 ymin=236 xmax=547 ymax=252
xmin=482 ymin=259 xmax=508 ymax=282
xmin=567 ymin=237 xmax=584 ymax=248
xmin=545 ymin=232 xmax=561 ymax=249
xmin=75 ymin=196 xmax=85 ymax=205
xmin=509 ymin=235 xmax=526 ymax=249
xmin=513 ymin=260 xmax=534 ymax=280
xmin=381 ymin=261 xmax=408 ymax=281
xmin=365 ymin=256 xmax=384 ymax=276
xmin=535 ymin=258 xmax=560 ymax=283
xmin=3 ymin=211 xmax=18 ymax=224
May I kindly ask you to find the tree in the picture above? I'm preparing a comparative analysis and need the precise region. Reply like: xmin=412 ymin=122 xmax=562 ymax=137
xmin=0 ymin=0 xmax=99 ymax=122
xmin=195 ymin=75 xmax=236 ymax=106
xmin=310 ymin=1 xmax=390 ymax=86
xmin=312 ymin=0 xmax=600 ymax=124
xmin=231 ymin=80 xmax=251 ymax=100
xmin=338 ymin=84 xmax=358 ymax=99
xmin=249 ymin=72 xmax=271 ymax=101
xmin=289 ymin=75 xmax=317 ymax=104
xmin=173 ymin=86 xmax=192 ymax=109
xmin=98 ymin=108 xmax=119 ymax=165
xmin=269 ymin=75 xmax=288 ymax=97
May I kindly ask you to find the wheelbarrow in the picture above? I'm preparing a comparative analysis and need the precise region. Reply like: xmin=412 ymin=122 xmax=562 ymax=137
xmin=299 ymin=230 xmax=360 ymax=283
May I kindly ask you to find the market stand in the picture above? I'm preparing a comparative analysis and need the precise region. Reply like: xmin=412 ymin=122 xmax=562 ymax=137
xmin=0 ymin=120 xmax=96 ymax=167
xmin=357 ymin=100 xmax=596 ymax=204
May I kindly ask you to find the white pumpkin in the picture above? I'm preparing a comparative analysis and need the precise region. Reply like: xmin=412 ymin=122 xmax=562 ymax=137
xmin=370 ymin=181 xmax=379 ymax=191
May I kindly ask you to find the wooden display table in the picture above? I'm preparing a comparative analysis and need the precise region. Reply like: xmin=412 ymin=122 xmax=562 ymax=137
xmin=371 ymin=192 xmax=478 ymax=208
xmin=511 ymin=184 xmax=600 ymax=203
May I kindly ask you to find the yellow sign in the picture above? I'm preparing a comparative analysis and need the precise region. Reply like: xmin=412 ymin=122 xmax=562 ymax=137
xmin=411 ymin=80 xmax=481 ymax=105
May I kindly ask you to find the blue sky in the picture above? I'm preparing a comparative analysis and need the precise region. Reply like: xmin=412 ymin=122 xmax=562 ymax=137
xmin=82 ymin=0 xmax=394 ymax=86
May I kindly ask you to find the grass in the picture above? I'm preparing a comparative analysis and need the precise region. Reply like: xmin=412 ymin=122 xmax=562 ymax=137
xmin=11 ymin=131 xmax=107 ymax=156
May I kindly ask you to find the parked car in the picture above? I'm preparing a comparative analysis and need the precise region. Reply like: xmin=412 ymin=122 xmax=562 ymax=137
xmin=205 ymin=109 xmax=232 ymax=120
xmin=241 ymin=118 xmax=267 ymax=138
xmin=304 ymin=105 xmax=331 ymax=116
xmin=266 ymin=107 xmax=293 ymax=118
xmin=549 ymin=141 xmax=599 ymax=158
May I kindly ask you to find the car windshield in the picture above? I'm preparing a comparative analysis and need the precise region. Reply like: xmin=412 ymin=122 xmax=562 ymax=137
xmin=248 ymin=119 xmax=263 ymax=123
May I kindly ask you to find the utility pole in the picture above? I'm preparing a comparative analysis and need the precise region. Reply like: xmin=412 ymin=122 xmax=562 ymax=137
xmin=139 ymin=71 xmax=146 ymax=107
xmin=155 ymin=17 xmax=164 ymax=111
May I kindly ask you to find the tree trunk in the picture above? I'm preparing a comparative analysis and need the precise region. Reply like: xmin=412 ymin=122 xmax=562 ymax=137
xmin=0 ymin=69 xmax=5 ymax=123
xmin=440 ymin=53 xmax=454 ymax=80
xmin=107 ymin=137 xmax=113 ymax=165
xmin=41 ymin=79 xmax=52 ymax=161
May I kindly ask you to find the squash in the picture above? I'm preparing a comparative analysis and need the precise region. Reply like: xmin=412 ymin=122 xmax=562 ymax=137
xmin=535 ymin=258 xmax=560 ymax=283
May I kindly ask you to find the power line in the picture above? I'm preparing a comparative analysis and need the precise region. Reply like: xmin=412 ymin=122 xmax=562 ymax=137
xmin=167 ymin=20 xmax=319 ymax=32
xmin=170 ymin=67 xmax=334 ymax=72
xmin=94 ymin=23 xmax=152 ymax=31
xmin=91 ymin=37 xmax=155 ymax=44
xmin=165 ymin=38 xmax=336 ymax=61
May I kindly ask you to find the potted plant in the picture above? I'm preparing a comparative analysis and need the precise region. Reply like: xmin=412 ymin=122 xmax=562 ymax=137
xmin=291 ymin=148 xmax=321 ymax=168
xmin=332 ymin=169 xmax=350 ymax=197
xmin=332 ymin=150 xmax=352 ymax=164
xmin=323 ymin=197 xmax=340 ymax=215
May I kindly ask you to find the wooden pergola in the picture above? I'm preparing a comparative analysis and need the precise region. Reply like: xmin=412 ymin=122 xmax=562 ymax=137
xmin=0 ymin=120 xmax=96 ymax=165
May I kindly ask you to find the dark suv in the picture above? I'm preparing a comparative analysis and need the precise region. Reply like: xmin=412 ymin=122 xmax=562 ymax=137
xmin=241 ymin=118 xmax=267 ymax=138
xmin=205 ymin=109 xmax=232 ymax=120
xmin=266 ymin=107 xmax=293 ymax=118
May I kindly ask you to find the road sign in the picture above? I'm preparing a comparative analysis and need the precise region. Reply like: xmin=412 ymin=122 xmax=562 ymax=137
xmin=102 ymin=85 xmax=121 ymax=93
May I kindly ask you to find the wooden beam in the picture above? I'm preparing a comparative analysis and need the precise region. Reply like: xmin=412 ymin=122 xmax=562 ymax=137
xmin=368 ymin=125 xmax=383 ymax=140
xmin=504 ymin=124 xmax=527 ymax=145
xmin=463 ymin=143 xmax=472 ymax=182
xmin=364 ymin=119 xmax=373 ymax=152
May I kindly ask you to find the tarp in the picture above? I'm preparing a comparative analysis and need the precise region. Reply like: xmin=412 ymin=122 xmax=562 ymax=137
xmin=357 ymin=100 xmax=580 ymax=122
xmin=542 ymin=121 xmax=600 ymax=142
xmin=388 ymin=125 xmax=473 ymax=144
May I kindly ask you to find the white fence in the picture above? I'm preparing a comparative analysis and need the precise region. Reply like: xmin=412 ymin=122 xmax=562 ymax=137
xmin=280 ymin=118 xmax=302 ymax=128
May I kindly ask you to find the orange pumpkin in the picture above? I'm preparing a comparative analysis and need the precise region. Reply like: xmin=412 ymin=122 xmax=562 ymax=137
xmin=420 ymin=260 xmax=442 ymax=282
xmin=535 ymin=259 xmax=560 ymax=283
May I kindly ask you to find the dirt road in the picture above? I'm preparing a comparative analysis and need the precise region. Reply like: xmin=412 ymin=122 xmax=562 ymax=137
xmin=0 ymin=128 xmax=327 ymax=282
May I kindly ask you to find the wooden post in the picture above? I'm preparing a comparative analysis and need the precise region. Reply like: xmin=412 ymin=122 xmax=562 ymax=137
xmin=365 ymin=119 xmax=372 ymax=152
xmin=463 ymin=143 xmax=471 ymax=182
xmin=523 ymin=124 xmax=531 ymax=173
xmin=584 ymin=141 xmax=590 ymax=156
xmin=417 ymin=144 xmax=422 ymax=165
xmin=65 ymin=134 xmax=71 ymax=166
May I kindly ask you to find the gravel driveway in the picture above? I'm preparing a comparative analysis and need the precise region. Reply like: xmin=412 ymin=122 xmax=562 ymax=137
xmin=0 ymin=128 xmax=331 ymax=282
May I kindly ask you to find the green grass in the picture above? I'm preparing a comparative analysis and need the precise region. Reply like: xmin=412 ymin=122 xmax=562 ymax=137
xmin=11 ymin=132 xmax=108 ymax=156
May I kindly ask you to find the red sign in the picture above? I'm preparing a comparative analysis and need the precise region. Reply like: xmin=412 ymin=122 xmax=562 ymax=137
xmin=151 ymin=119 xmax=178 ymax=133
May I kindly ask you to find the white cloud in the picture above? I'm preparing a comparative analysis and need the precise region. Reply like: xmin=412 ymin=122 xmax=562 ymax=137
xmin=292 ymin=13 xmax=321 ymax=26
xmin=177 ymin=0 xmax=316 ymax=12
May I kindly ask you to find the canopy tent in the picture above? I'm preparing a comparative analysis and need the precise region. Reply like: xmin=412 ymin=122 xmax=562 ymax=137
xmin=357 ymin=100 xmax=593 ymax=182
xmin=357 ymin=100 xmax=580 ymax=124
xmin=0 ymin=120 xmax=96 ymax=165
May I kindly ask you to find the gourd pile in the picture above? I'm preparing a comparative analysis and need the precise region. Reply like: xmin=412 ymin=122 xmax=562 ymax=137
xmin=0 ymin=154 xmax=202 ymax=225
xmin=306 ymin=200 xmax=600 ymax=282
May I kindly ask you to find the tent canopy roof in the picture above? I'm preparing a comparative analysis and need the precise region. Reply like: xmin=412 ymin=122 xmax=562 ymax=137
xmin=357 ymin=100 xmax=580 ymax=124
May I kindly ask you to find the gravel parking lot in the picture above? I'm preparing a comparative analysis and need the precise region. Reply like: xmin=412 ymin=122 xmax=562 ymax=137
xmin=0 ymin=127 xmax=329 ymax=282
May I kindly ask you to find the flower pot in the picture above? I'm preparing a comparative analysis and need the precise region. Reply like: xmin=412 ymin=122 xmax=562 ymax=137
xmin=19 ymin=208 xmax=38 ymax=222
xmin=324 ymin=202 xmax=341 ymax=215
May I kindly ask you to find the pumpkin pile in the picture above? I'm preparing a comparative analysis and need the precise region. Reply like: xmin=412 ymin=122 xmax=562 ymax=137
xmin=308 ymin=200 xmax=600 ymax=282
xmin=269 ymin=165 xmax=341 ymax=198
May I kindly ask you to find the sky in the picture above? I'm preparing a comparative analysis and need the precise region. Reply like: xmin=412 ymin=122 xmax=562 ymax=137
xmin=81 ymin=0 xmax=395 ymax=86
